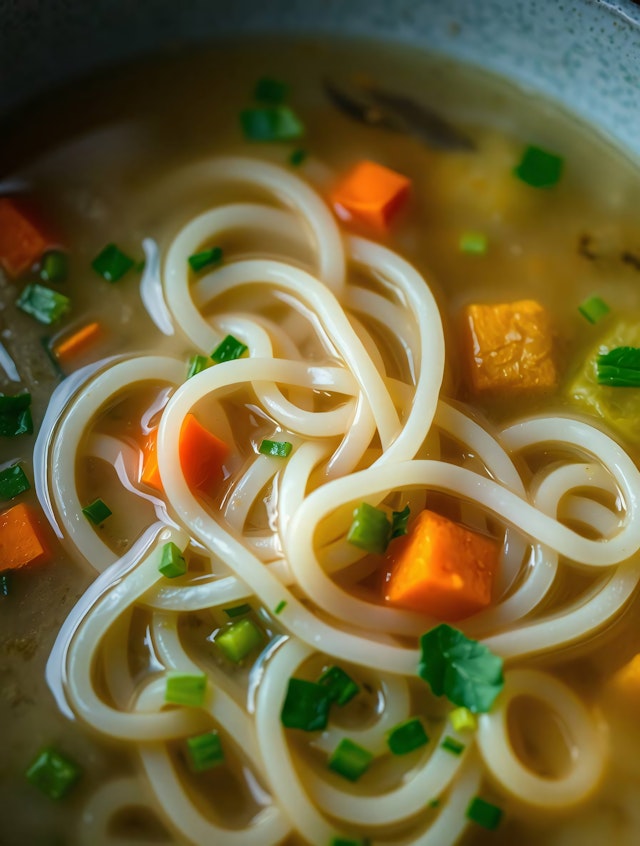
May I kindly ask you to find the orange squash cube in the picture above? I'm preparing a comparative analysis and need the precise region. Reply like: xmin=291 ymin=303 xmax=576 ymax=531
xmin=0 ymin=198 xmax=51 ymax=278
xmin=179 ymin=413 xmax=229 ymax=494
xmin=330 ymin=160 xmax=410 ymax=232
xmin=140 ymin=429 xmax=163 ymax=493
xmin=0 ymin=503 xmax=48 ymax=571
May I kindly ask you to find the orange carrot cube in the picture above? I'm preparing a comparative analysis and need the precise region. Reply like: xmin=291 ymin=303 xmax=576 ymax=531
xmin=385 ymin=509 xmax=499 ymax=621
xmin=140 ymin=430 xmax=163 ymax=493
xmin=0 ymin=198 xmax=51 ymax=278
xmin=179 ymin=413 xmax=229 ymax=493
xmin=53 ymin=321 xmax=103 ymax=366
xmin=0 ymin=503 xmax=48 ymax=571
xmin=330 ymin=160 xmax=410 ymax=232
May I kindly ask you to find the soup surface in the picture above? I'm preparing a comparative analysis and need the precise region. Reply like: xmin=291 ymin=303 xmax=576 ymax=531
xmin=2 ymin=36 xmax=640 ymax=846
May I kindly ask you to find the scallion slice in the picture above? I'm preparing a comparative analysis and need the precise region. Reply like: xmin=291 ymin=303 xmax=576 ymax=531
xmin=0 ymin=393 xmax=32 ymax=438
xmin=274 ymin=599 xmax=287 ymax=615
xmin=0 ymin=572 xmax=12 ymax=597
xmin=329 ymin=838 xmax=370 ymax=846
xmin=466 ymin=796 xmax=503 ymax=830
xmin=281 ymin=677 xmax=331 ymax=731
xmin=0 ymin=463 xmax=30 ymax=500
xmin=441 ymin=735 xmax=465 ymax=756
xmin=158 ymin=541 xmax=187 ymax=579
xmin=347 ymin=503 xmax=391 ymax=555
xmin=211 ymin=335 xmax=247 ymax=364
xmin=188 ymin=246 xmax=223 ymax=273
xmin=165 ymin=672 xmax=207 ymax=707
xmin=386 ymin=717 xmax=429 ymax=755
xmin=259 ymin=439 xmax=292 ymax=457
xmin=390 ymin=504 xmax=410 ymax=539
xmin=215 ymin=618 xmax=263 ymax=663
xmin=25 ymin=747 xmax=82 ymax=800
xmin=459 ymin=231 xmax=488 ymax=255
xmin=241 ymin=106 xmax=305 ymax=142
xmin=91 ymin=243 xmax=135 ymax=282
xmin=289 ymin=148 xmax=308 ymax=166
xmin=254 ymin=76 xmax=289 ymax=104
xmin=17 ymin=283 xmax=70 ymax=325
xmin=449 ymin=706 xmax=477 ymax=733
xmin=328 ymin=738 xmax=373 ymax=782
xmin=186 ymin=730 xmax=224 ymax=772
xmin=82 ymin=498 xmax=112 ymax=525
xmin=186 ymin=354 xmax=210 ymax=380
xmin=579 ymin=295 xmax=610 ymax=324
xmin=224 ymin=603 xmax=252 ymax=618
xmin=318 ymin=666 xmax=360 ymax=706
xmin=40 ymin=250 xmax=68 ymax=283
xmin=514 ymin=145 xmax=564 ymax=188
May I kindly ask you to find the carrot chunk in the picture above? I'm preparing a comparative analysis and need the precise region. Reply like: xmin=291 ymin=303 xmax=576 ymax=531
xmin=0 ymin=198 xmax=51 ymax=278
xmin=385 ymin=509 xmax=499 ymax=621
xmin=0 ymin=503 xmax=48 ymax=571
xmin=180 ymin=413 xmax=229 ymax=493
xmin=330 ymin=160 xmax=410 ymax=232
xmin=140 ymin=430 xmax=163 ymax=493
xmin=462 ymin=299 xmax=557 ymax=395
xmin=53 ymin=321 xmax=102 ymax=366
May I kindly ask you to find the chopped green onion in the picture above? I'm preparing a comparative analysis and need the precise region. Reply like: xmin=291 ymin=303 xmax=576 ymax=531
xmin=289 ymin=148 xmax=308 ymax=166
xmin=41 ymin=336 xmax=65 ymax=379
xmin=450 ymin=707 xmax=477 ymax=733
xmin=259 ymin=439 xmax=292 ymax=457
xmin=91 ymin=243 xmax=135 ymax=282
xmin=0 ymin=572 xmax=12 ymax=597
xmin=466 ymin=796 xmax=503 ymax=830
xmin=579 ymin=295 xmax=610 ymax=325
xmin=134 ymin=259 xmax=146 ymax=273
xmin=186 ymin=354 xmax=210 ymax=379
xmin=25 ymin=747 xmax=82 ymax=800
xmin=428 ymin=798 xmax=440 ymax=808
xmin=188 ymin=246 xmax=223 ymax=273
xmin=165 ymin=672 xmax=207 ymax=707
xmin=186 ymin=730 xmax=224 ymax=772
xmin=386 ymin=717 xmax=429 ymax=755
xmin=597 ymin=346 xmax=640 ymax=386
xmin=347 ymin=502 xmax=391 ymax=555
xmin=390 ymin=504 xmax=410 ymax=539
xmin=328 ymin=738 xmax=373 ymax=782
xmin=281 ymin=677 xmax=331 ymax=731
xmin=40 ymin=250 xmax=68 ymax=283
xmin=318 ymin=666 xmax=360 ymax=706
xmin=441 ymin=735 xmax=465 ymax=756
xmin=254 ymin=76 xmax=289 ymax=104
xmin=215 ymin=618 xmax=263 ymax=663
xmin=0 ymin=463 xmax=30 ymax=500
xmin=329 ymin=839 xmax=370 ymax=846
xmin=81 ymin=498 xmax=112 ymax=525
xmin=514 ymin=145 xmax=564 ymax=188
xmin=211 ymin=334 xmax=248 ymax=364
xmin=274 ymin=599 xmax=287 ymax=615
xmin=0 ymin=393 xmax=32 ymax=438
xmin=241 ymin=107 xmax=305 ymax=142
xmin=224 ymin=603 xmax=252 ymax=618
xmin=158 ymin=541 xmax=187 ymax=579
xmin=17 ymin=283 xmax=70 ymax=325
xmin=459 ymin=231 xmax=488 ymax=255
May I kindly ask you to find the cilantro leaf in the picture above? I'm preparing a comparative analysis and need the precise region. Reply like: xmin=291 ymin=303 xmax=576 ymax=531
xmin=418 ymin=624 xmax=504 ymax=714
xmin=596 ymin=346 xmax=640 ymax=386
xmin=391 ymin=504 xmax=410 ymax=539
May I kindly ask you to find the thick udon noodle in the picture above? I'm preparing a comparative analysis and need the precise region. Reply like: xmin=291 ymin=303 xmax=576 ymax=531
xmin=39 ymin=157 xmax=640 ymax=845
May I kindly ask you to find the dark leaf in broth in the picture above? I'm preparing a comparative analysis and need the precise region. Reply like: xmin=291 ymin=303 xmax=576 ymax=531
xmin=323 ymin=78 xmax=400 ymax=130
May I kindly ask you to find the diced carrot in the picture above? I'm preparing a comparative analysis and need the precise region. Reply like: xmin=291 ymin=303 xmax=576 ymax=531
xmin=0 ymin=198 xmax=52 ymax=278
xmin=462 ymin=299 xmax=557 ymax=395
xmin=140 ymin=430 xmax=163 ymax=493
xmin=330 ymin=160 xmax=410 ymax=232
xmin=179 ymin=413 xmax=229 ymax=493
xmin=53 ymin=321 xmax=102 ymax=366
xmin=384 ymin=509 xmax=499 ymax=621
xmin=0 ymin=503 xmax=48 ymax=571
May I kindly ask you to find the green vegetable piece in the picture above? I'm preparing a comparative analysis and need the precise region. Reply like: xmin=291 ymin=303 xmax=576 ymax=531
xmin=259 ymin=439 xmax=293 ymax=457
xmin=254 ymin=76 xmax=289 ymax=104
xmin=459 ymin=231 xmax=488 ymax=255
xmin=216 ymin=618 xmax=263 ymax=663
xmin=329 ymin=839 xmax=370 ymax=846
xmin=596 ymin=346 xmax=640 ymax=386
xmin=158 ymin=541 xmax=187 ymax=579
xmin=25 ymin=747 xmax=82 ymax=800
xmin=514 ymin=144 xmax=564 ymax=188
xmin=429 ymin=798 xmax=440 ymax=808
xmin=81 ymin=498 xmax=112 ymax=525
xmin=224 ymin=603 xmax=252 ymax=618
xmin=578 ymin=295 xmax=610 ymax=325
xmin=391 ymin=504 xmax=410 ymax=539
xmin=188 ymin=246 xmax=223 ymax=273
xmin=91 ymin=243 xmax=135 ymax=282
xmin=17 ymin=283 xmax=70 ymax=325
xmin=240 ymin=106 xmax=305 ymax=142
xmin=40 ymin=250 xmax=68 ymax=283
xmin=318 ymin=666 xmax=360 ymax=706
xmin=0 ymin=393 xmax=32 ymax=438
xmin=186 ymin=730 xmax=224 ymax=772
xmin=441 ymin=735 xmax=465 ymax=755
xmin=466 ymin=796 xmax=503 ymax=830
xmin=0 ymin=572 xmax=12 ymax=597
xmin=274 ymin=599 xmax=287 ymax=615
xmin=347 ymin=502 xmax=391 ymax=555
xmin=450 ymin=706 xmax=478 ymax=733
xmin=211 ymin=334 xmax=248 ymax=364
xmin=386 ymin=717 xmax=429 ymax=755
xmin=281 ymin=677 xmax=331 ymax=731
xmin=186 ymin=354 xmax=210 ymax=379
xmin=134 ymin=259 xmax=146 ymax=273
xmin=289 ymin=148 xmax=308 ymax=166
xmin=165 ymin=672 xmax=207 ymax=707
xmin=418 ymin=624 xmax=504 ymax=713
xmin=0 ymin=463 xmax=30 ymax=500
xmin=328 ymin=738 xmax=373 ymax=782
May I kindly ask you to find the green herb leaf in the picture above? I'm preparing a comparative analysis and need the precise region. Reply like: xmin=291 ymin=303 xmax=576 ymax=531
xmin=418 ymin=624 xmax=504 ymax=713
xmin=0 ymin=393 xmax=33 ymax=438
xmin=514 ymin=145 xmax=564 ymax=188
xmin=81 ymin=498 xmax=112 ymax=525
xmin=91 ymin=243 xmax=135 ymax=282
xmin=386 ymin=717 xmax=429 ymax=755
xmin=289 ymin=148 xmax=308 ymax=166
xmin=186 ymin=354 xmax=210 ymax=380
xmin=241 ymin=107 xmax=305 ymax=142
xmin=318 ymin=666 xmax=360 ymax=706
xmin=281 ymin=677 xmax=331 ymax=731
xmin=596 ymin=346 xmax=640 ymax=386
xmin=254 ymin=76 xmax=289 ymax=104
xmin=188 ymin=246 xmax=223 ymax=273
xmin=390 ymin=504 xmax=410 ymax=539
xmin=440 ymin=735 xmax=465 ymax=755
xmin=0 ymin=463 xmax=30 ymax=500
xmin=466 ymin=796 xmax=503 ymax=830
xmin=578 ymin=295 xmax=610 ymax=325
xmin=40 ymin=250 xmax=69 ymax=283
xmin=17 ymin=283 xmax=71 ymax=325
xmin=224 ymin=603 xmax=252 ymax=618
xmin=25 ymin=747 xmax=82 ymax=800
xmin=211 ymin=335 xmax=247 ymax=364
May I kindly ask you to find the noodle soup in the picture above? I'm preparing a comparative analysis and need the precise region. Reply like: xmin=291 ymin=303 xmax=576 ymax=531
xmin=2 ymin=37 xmax=640 ymax=846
